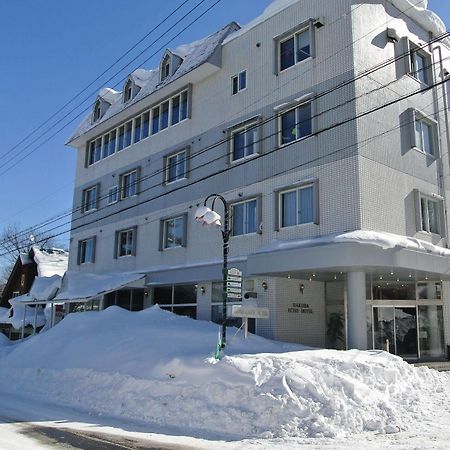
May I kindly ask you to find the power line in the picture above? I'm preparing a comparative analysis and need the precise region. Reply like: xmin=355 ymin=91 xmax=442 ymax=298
xmin=2 ymin=74 xmax=447 ymax=257
xmin=0 ymin=0 xmax=220 ymax=175
xmin=0 ymin=0 xmax=194 ymax=165
xmin=0 ymin=0 xmax=420 ymax=177
xmin=1 ymin=1 xmax=446 ymax=246
xmin=4 ymin=32 xmax=448 ymax=248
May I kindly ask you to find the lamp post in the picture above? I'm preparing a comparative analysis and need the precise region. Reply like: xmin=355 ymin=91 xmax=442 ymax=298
xmin=195 ymin=194 xmax=230 ymax=348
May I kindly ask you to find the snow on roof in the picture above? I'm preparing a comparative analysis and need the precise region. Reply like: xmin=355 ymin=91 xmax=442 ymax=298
xmin=256 ymin=230 xmax=450 ymax=257
xmin=29 ymin=275 xmax=61 ymax=302
xmin=32 ymin=246 xmax=69 ymax=278
xmin=223 ymin=0 xmax=448 ymax=45
xmin=68 ymin=22 xmax=239 ymax=143
xmin=54 ymin=271 xmax=145 ymax=301
xmin=98 ymin=87 xmax=121 ymax=105
xmin=129 ymin=68 xmax=154 ymax=88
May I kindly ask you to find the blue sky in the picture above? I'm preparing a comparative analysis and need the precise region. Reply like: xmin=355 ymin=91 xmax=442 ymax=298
xmin=0 ymin=0 xmax=448 ymax=257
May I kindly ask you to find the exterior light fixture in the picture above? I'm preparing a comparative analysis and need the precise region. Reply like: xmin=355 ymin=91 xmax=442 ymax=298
xmin=200 ymin=286 xmax=206 ymax=295
xmin=194 ymin=194 xmax=230 ymax=349
xmin=262 ymin=281 xmax=268 ymax=291
xmin=299 ymin=283 xmax=305 ymax=294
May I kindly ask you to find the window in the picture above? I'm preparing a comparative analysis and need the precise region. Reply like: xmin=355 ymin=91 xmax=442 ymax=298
xmin=103 ymin=289 xmax=144 ymax=311
xmin=116 ymin=228 xmax=136 ymax=257
xmin=117 ymin=126 xmax=125 ymax=151
xmin=120 ymin=169 xmax=138 ymax=199
xmin=412 ymin=112 xmax=436 ymax=156
xmin=232 ymin=70 xmax=247 ymax=95
xmin=108 ymin=186 xmax=118 ymax=204
xmin=161 ymin=56 xmax=171 ymax=81
xmin=230 ymin=120 xmax=260 ymax=161
xmin=420 ymin=196 xmax=441 ymax=234
xmin=279 ymin=185 xmax=315 ymax=228
xmin=78 ymin=237 xmax=95 ymax=264
xmin=279 ymin=101 xmax=312 ymax=146
xmin=86 ymin=87 xmax=190 ymax=165
xmin=231 ymin=199 xmax=257 ymax=236
xmin=409 ymin=42 xmax=432 ymax=85
xmin=165 ymin=149 xmax=187 ymax=183
xmin=279 ymin=26 xmax=311 ymax=72
xmin=142 ymin=112 xmax=150 ymax=139
xmin=93 ymin=100 xmax=102 ymax=122
xmin=124 ymin=121 xmax=132 ymax=148
xmin=414 ymin=190 xmax=443 ymax=236
xmin=153 ymin=284 xmax=197 ymax=319
xmin=124 ymin=79 xmax=133 ymax=102
xmin=162 ymin=215 xmax=186 ymax=249
xmin=82 ymin=185 xmax=98 ymax=212
xmin=134 ymin=117 xmax=141 ymax=143
xmin=107 ymin=130 xmax=116 ymax=157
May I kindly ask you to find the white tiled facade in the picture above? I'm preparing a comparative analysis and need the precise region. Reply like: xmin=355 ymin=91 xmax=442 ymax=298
xmin=67 ymin=0 xmax=450 ymax=360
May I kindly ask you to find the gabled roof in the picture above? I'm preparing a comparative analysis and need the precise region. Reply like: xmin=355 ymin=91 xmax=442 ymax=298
xmin=67 ymin=22 xmax=240 ymax=144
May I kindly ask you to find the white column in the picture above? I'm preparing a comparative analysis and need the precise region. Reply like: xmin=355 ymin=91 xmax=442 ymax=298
xmin=347 ymin=271 xmax=368 ymax=350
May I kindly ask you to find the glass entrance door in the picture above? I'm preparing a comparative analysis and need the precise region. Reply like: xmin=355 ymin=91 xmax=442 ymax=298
xmin=394 ymin=307 xmax=418 ymax=359
xmin=373 ymin=306 xmax=418 ymax=358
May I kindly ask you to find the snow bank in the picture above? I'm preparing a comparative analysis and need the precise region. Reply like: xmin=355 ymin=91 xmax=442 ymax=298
xmin=0 ymin=306 xmax=447 ymax=441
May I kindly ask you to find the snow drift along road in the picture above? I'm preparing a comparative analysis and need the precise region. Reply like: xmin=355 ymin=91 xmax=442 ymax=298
xmin=0 ymin=306 xmax=446 ymax=440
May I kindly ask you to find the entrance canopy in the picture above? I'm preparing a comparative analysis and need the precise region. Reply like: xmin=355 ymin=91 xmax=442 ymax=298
xmin=247 ymin=230 xmax=450 ymax=280
xmin=54 ymin=271 xmax=146 ymax=302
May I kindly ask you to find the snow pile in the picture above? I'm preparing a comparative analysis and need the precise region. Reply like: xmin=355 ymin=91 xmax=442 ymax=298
xmin=257 ymin=229 xmax=450 ymax=257
xmin=0 ymin=306 xmax=447 ymax=440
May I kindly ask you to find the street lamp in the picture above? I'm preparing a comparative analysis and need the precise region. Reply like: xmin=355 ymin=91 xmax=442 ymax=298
xmin=195 ymin=194 xmax=230 ymax=349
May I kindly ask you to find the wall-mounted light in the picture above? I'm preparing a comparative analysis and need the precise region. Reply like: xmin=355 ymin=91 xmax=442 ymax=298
xmin=299 ymin=283 xmax=305 ymax=294
xmin=262 ymin=281 xmax=268 ymax=291
xmin=200 ymin=286 xmax=206 ymax=295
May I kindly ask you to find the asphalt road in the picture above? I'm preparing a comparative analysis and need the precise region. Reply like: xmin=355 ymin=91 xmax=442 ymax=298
xmin=0 ymin=414 xmax=199 ymax=450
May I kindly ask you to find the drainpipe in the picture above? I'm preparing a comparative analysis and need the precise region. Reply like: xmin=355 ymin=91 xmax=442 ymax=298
xmin=431 ymin=39 xmax=450 ymax=247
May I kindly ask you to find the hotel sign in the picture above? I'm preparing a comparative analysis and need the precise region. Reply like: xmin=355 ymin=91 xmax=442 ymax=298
xmin=288 ymin=302 xmax=313 ymax=314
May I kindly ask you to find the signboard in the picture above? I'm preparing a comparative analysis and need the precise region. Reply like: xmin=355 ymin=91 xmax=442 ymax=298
xmin=231 ymin=305 xmax=270 ymax=319
xmin=226 ymin=268 xmax=242 ymax=299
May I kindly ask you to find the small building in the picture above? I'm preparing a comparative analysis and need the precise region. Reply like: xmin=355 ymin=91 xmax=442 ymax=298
xmin=0 ymin=247 xmax=68 ymax=339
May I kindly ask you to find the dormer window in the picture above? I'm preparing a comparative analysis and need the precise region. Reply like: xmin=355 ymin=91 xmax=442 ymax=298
xmin=161 ymin=55 xmax=171 ymax=81
xmin=124 ymin=79 xmax=134 ymax=103
xmin=93 ymin=100 xmax=102 ymax=123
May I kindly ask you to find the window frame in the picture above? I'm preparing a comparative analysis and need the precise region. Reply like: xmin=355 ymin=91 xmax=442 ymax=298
xmin=229 ymin=117 xmax=261 ymax=163
xmin=78 ymin=237 xmax=96 ymax=264
xmin=82 ymin=185 xmax=99 ymax=213
xmin=230 ymin=197 xmax=260 ymax=236
xmin=414 ymin=189 xmax=444 ymax=236
xmin=87 ymin=86 xmax=191 ymax=167
xmin=115 ymin=227 xmax=137 ymax=258
xmin=278 ymin=100 xmax=313 ymax=147
xmin=231 ymin=70 xmax=247 ymax=95
xmin=275 ymin=19 xmax=315 ymax=74
xmin=164 ymin=148 xmax=188 ymax=184
xmin=120 ymin=169 xmax=139 ymax=200
xmin=276 ymin=181 xmax=319 ymax=230
xmin=108 ymin=186 xmax=119 ymax=205
xmin=409 ymin=109 xmax=438 ymax=157
xmin=160 ymin=214 xmax=187 ymax=250
xmin=404 ymin=38 xmax=433 ymax=86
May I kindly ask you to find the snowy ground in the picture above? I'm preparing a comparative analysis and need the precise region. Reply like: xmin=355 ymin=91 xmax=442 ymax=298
xmin=0 ymin=306 xmax=450 ymax=449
